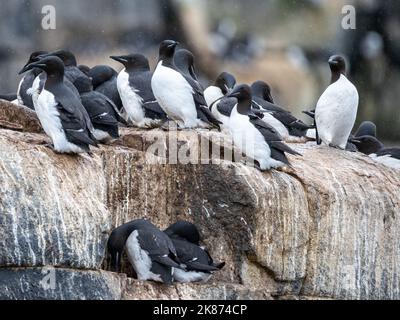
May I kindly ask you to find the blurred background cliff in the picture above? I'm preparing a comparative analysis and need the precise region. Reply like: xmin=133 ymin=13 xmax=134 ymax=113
xmin=0 ymin=0 xmax=399 ymax=142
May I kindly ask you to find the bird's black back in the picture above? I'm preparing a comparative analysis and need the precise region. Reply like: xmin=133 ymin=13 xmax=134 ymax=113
xmin=45 ymin=81 xmax=98 ymax=150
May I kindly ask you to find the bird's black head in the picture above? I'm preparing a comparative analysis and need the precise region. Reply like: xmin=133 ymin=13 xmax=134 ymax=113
xmin=215 ymin=72 xmax=236 ymax=95
xmin=89 ymin=65 xmax=117 ymax=88
xmin=110 ymin=54 xmax=150 ymax=72
xmin=20 ymin=56 xmax=65 ymax=78
xmin=40 ymin=50 xmax=77 ymax=67
xmin=355 ymin=121 xmax=377 ymax=138
xmin=251 ymin=80 xmax=274 ymax=103
xmin=78 ymin=65 xmax=91 ymax=76
xmin=227 ymin=84 xmax=252 ymax=115
xmin=164 ymin=220 xmax=201 ymax=245
xmin=227 ymin=84 xmax=252 ymax=101
xmin=350 ymin=135 xmax=384 ymax=155
xmin=158 ymin=40 xmax=179 ymax=61
xmin=174 ymin=49 xmax=197 ymax=78
xmin=18 ymin=51 xmax=48 ymax=75
xmin=328 ymin=55 xmax=346 ymax=82
xmin=107 ymin=219 xmax=153 ymax=272
xmin=74 ymin=76 xmax=93 ymax=93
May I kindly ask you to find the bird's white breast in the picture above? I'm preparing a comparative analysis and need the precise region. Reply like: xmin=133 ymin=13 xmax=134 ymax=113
xmin=260 ymin=112 xmax=289 ymax=139
xmin=16 ymin=76 xmax=24 ymax=105
xmin=228 ymin=107 xmax=279 ymax=170
xmin=28 ymin=75 xmax=42 ymax=109
xmin=204 ymin=86 xmax=223 ymax=108
xmin=36 ymin=90 xmax=84 ymax=154
xmin=117 ymin=69 xmax=145 ymax=125
xmin=173 ymin=269 xmax=211 ymax=283
xmin=125 ymin=230 xmax=162 ymax=282
xmin=315 ymin=74 xmax=359 ymax=149
xmin=151 ymin=61 xmax=198 ymax=128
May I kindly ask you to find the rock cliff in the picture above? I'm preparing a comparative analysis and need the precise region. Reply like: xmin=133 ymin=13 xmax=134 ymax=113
xmin=0 ymin=100 xmax=399 ymax=300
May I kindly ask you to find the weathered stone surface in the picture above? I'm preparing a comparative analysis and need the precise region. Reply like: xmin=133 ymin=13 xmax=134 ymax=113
xmin=0 ymin=100 xmax=399 ymax=300
xmin=0 ymin=100 xmax=42 ymax=133
xmin=0 ymin=268 xmax=125 ymax=300
xmin=123 ymin=279 xmax=272 ymax=300
xmin=0 ymin=130 xmax=110 ymax=269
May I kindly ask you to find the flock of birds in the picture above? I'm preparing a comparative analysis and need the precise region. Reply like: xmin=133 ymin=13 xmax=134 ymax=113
xmin=1 ymin=40 xmax=399 ymax=171
xmin=1 ymin=39 xmax=399 ymax=284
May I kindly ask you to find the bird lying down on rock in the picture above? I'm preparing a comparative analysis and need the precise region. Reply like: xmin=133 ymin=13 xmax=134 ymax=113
xmin=107 ymin=219 xmax=224 ymax=284
xmin=164 ymin=220 xmax=225 ymax=283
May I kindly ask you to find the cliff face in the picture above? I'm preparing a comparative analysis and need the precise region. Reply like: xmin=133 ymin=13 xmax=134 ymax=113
xmin=0 ymin=100 xmax=400 ymax=300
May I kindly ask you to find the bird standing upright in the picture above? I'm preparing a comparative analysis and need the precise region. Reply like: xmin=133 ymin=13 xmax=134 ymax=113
xmin=315 ymin=55 xmax=359 ymax=149
xmin=227 ymin=84 xmax=301 ymax=170
xmin=151 ymin=40 xmax=221 ymax=129
xmin=20 ymin=56 xmax=98 ymax=154
xmin=110 ymin=54 xmax=167 ymax=128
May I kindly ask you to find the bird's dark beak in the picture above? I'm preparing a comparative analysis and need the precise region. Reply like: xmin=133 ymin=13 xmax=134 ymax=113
xmin=18 ymin=61 xmax=46 ymax=74
xmin=18 ymin=62 xmax=31 ymax=75
xmin=227 ymin=91 xmax=240 ymax=98
xmin=302 ymin=110 xmax=315 ymax=119
xmin=168 ymin=41 xmax=179 ymax=49
xmin=349 ymin=138 xmax=361 ymax=144
xmin=110 ymin=55 xmax=128 ymax=64
xmin=328 ymin=58 xmax=339 ymax=65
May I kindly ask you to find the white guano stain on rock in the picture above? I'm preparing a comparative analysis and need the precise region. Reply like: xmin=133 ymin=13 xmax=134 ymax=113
xmin=0 ymin=107 xmax=400 ymax=300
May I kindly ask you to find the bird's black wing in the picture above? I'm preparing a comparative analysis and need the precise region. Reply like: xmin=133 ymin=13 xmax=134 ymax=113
xmin=65 ymin=66 xmax=92 ymax=94
xmin=18 ymin=72 xmax=39 ymax=109
xmin=80 ymin=92 xmax=119 ymax=139
xmin=129 ymin=72 xmax=167 ymax=120
xmin=250 ymin=116 xmax=302 ymax=157
xmin=216 ymin=97 xmax=236 ymax=117
xmin=50 ymin=84 xmax=98 ymax=148
xmin=64 ymin=78 xmax=80 ymax=98
xmin=137 ymin=228 xmax=181 ymax=268
xmin=172 ymin=239 xmax=219 ymax=272
xmin=254 ymin=98 xmax=312 ymax=136
xmin=96 ymin=79 xmax=123 ymax=112
xmin=376 ymin=148 xmax=400 ymax=160
xmin=178 ymin=73 xmax=221 ymax=128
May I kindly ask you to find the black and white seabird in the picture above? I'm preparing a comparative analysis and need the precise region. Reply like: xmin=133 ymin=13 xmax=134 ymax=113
xmin=107 ymin=219 xmax=183 ymax=285
xmin=164 ymin=221 xmax=225 ymax=283
xmin=204 ymin=72 xmax=237 ymax=127
xmin=227 ymin=84 xmax=301 ymax=170
xmin=17 ymin=51 xmax=48 ymax=109
xmin=19 ymin=53 xmax=80 ymax=111
xmin=110 ymin=54 xmax=167 ymax=128
xmin=151 ymin=40 xmax=221 ymax=129
xmin=251 ymin=81 xmax=313 ymax=141
xmin=75 ymin=77 xmax=120 ymax=142
xmin=315 ymin=55 xmax=359 ymax=149
xmin=204 ymin=72 xmax=237 ymax=108
xmin=21 ymin=56 xmax=98 ymax=154
xmin=40 ymin=50 xmax=93 ymax=94
xmin=89 ymin=65 xmax=123 ymax=112
xmin=349 ymin=136 xmax=400 ymax=170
